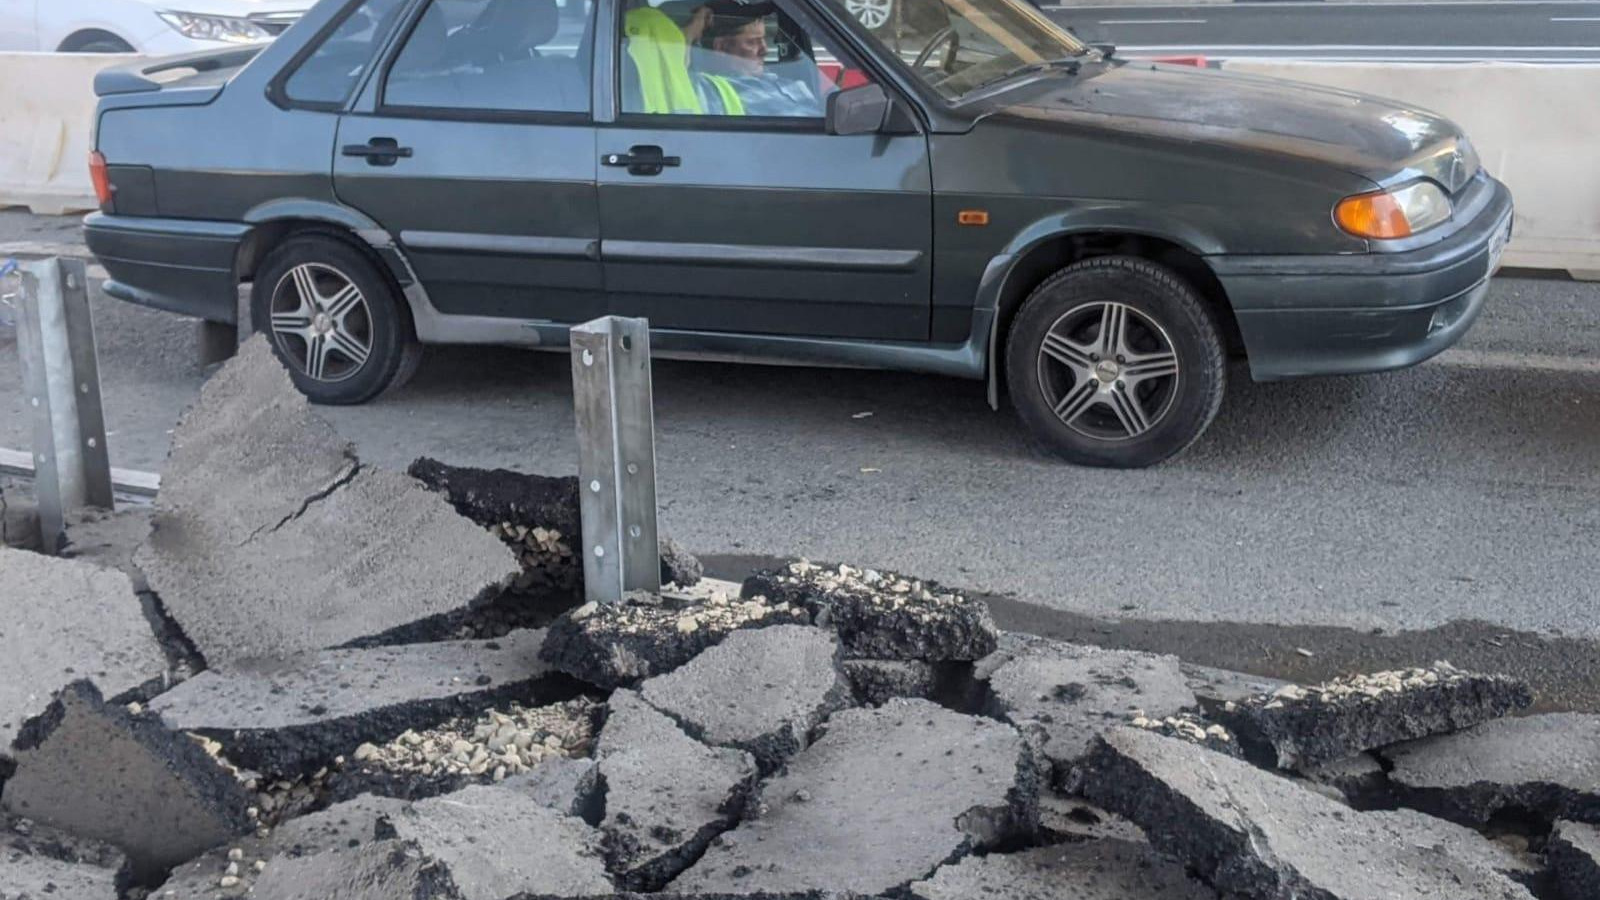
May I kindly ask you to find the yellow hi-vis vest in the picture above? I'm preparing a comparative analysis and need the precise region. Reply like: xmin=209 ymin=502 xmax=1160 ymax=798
xmin=624 ymin=6 xmax=744 ymax=116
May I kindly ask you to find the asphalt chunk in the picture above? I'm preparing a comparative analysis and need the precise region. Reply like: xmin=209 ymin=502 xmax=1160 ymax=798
xmin=744 ymin=562 xmax=998 ymax=662
xmin=909 ymin=840 xmax=1216 ymax=900
xmin=1380 ymin=712 xmax=1600 ymax=827
xmin=595 ymin=690 xmax=759 ymax=892
xmin=1218 ymin=663 xmax=1532 ymax=771
xmin=1549 ymin=820 xmax=1600 ymax=900
xmin=982 ymin=638 xmax=1196 ymax=780
xmin=638 ymin=624 xmax=852 ymax=772
xmin=541 ymin=593 xmax=808 ymax=690
xmin=0 ymin=547 xmax=164 ymax=754
xmin=147 ymin=629 xmax=564 ymax=777
xmin=2 ymin=680 xmax=254 ymax=880
xmin=137 ymin=337 xmax=518 ymax=665
xmin=1074 ymin=727 xmax=1536 ymax=900
xmin=671 ymin=699 xmax=1040 ymax=896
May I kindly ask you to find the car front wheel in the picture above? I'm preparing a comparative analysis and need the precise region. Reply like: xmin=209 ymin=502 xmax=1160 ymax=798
xmin=251 ymin=235 xmax=418 ymax=405
xmin=1005 ymin=256 xmax=1226 ymax=468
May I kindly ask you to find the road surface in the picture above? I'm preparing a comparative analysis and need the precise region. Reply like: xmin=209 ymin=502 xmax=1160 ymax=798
xmin=4 ymin=210 xmax=1599 ymax=706
xmin=1045 ymin=1 xmax=1600 ymax=61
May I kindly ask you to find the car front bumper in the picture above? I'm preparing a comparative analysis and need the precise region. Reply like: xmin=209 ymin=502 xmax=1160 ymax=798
xmin=84 ymin=213 xmax=248 ymax=324
xmin=1211 ymin=175 xmax=1514 ymax=382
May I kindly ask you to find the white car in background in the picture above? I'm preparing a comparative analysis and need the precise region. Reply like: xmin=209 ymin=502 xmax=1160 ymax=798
xmin=0 ymin=0 xmax=306 ymax=54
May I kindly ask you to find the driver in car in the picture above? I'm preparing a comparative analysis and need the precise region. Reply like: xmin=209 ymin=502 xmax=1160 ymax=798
xmin=683 ymin=0 xmax=825 ymax=117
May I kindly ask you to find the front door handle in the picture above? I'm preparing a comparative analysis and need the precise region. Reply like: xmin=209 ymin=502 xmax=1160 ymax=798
xmin=602 ymin=145 xmax=680 ymax=177
xmin=342 ymin=137 xmax=413 ymax=167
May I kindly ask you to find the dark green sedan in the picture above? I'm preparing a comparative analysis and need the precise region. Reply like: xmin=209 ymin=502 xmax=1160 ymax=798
xmin=84 ymin=0 xmax=1513 ymax=467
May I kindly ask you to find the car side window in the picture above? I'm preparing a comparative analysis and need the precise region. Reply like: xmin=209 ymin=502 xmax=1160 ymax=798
xmin=619 ymin=0 xmax=867 ymax=120
xmin=383 ymin=0 xmax=595 ymax=114
xmin=283 ymin=0 xmax=410 ymax=107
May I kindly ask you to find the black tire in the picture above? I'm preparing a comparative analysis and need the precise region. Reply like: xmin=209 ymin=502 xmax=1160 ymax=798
xmin=250 ymin=235 xmax=416 ymax=405
xmin=1004 ymin=256 xmax=1226 ymax=468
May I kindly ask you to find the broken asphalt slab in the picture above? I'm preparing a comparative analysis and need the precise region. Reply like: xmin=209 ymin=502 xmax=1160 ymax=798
xmin=744 ymin=562 xmax=997 ymax=662
xmin=0 ymin=547 xmax=165 ymax=754
xmin=1218 ymin=663 xmax=1532 ymax=771
xmin=1549 ymin=820 xmax=1600 ymax=900
xmin=1074 ymin=726 xmax=1537 ymax=900
xmin=154 ymin=793 xmax=410 ymax=898
xmin=147 ymin=628 xmax=572 ymax=777
xmin=2 ymin=813 xmax=128 ymax=900
xmin=982 ymin=638 xmax=1197 ymax=779
xmin=247 ymin=839 xmax=461 ymax=900
xmin=909 ymin=839 xmax=1216 ymax=900
xmin=540 ymin=593 xmax=809 ymax=690
xmin=671 ymin=698 xmax=1040 ymax=897
xmin=1380 ymin=712 xmax=1600 ymax=826
xmin=379 ymin=784 xmax=614 ymax=899
xmin=136 ymin=337 xmax=518 ymax=666
xmin=1 ymin=680 xmax=254 ymax=880
xmin=638 ymin=624 xmax=852 ymax=772
xmin=595 ymin=690 xmax=759 ymax=892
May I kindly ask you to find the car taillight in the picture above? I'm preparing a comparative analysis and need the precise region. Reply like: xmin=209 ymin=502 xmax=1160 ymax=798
xmin=89 ymin=151 xmax=113 ymax=209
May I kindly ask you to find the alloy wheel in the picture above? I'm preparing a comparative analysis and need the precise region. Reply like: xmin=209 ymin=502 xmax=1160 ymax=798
xmin=845 ymin=0 xmax=893 ymax=30
xmin=1035 ymin=301 xmax=1181 ymax=441
xmin=268 ymin=263 xmax=373 ymax=383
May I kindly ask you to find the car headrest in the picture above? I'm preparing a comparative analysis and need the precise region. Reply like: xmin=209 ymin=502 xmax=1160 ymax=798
xmin=477 ymin=0 xmax=561 ymax=53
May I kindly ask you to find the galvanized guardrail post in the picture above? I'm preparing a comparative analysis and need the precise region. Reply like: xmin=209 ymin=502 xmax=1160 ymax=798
xmin=14 ymin=257 xmax=113 ymax=552
xmin=570 ymin=316 xmax=661 ymax=604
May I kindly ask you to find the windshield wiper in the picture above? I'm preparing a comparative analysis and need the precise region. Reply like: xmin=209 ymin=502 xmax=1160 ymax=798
xmin=969 ymin=56 xmax=1082 ymax=94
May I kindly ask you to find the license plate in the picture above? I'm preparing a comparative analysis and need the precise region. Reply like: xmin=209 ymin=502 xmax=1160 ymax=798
xmin=1486 ymin=217 xmax=1511 ymax=277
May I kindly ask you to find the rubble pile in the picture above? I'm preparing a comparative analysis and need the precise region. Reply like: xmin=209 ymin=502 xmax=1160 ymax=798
xmin=1 ymin=339 xmax=1591 ymax=900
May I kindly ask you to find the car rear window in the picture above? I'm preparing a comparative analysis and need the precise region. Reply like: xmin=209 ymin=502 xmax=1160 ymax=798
xmin=283 ymin=0 xmax=411 ymax=107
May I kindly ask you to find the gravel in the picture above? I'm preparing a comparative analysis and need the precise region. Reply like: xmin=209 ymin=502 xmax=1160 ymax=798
xmin=540 ymin=591 xmax=809 ymax=690
xmin=147 ymin=629 xmax=568 ymax=777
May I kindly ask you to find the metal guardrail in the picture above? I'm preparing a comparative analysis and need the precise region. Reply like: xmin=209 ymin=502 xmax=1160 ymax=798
xmin=570 ymin=316 xmax=661 ymax=605
xmin=7 ymin=258 xmax=116 ymax=550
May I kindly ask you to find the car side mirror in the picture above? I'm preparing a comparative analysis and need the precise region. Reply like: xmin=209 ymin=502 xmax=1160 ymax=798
xmin=826 ymin=83 xmax=892 ymax=136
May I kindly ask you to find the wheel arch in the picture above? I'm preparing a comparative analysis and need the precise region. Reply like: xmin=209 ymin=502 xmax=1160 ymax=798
xmin=57 ymin=28 xmax=135 ymax=52
xmin=982 ymin=227 xmax=1243 ymax=409
xmin=233 ymin=208 xmax=419 ymax=340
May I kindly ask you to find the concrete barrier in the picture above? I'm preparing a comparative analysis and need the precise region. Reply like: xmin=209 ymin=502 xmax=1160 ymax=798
xmin=0 ymin=53 xmax=129 ymax=216
xmin=1220 ymin=60 xmax=1600 ymax=279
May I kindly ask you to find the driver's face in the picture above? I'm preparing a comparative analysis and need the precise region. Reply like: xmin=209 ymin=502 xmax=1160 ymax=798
xmin=713 ymin=20 xmax=767 ymax=75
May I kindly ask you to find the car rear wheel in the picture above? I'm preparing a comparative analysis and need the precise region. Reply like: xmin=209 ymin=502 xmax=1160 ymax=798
xmin=1005 ymin=256 xmax=1226 ymax=468
xmin=251 ymin=235 xmax=417 ymax=405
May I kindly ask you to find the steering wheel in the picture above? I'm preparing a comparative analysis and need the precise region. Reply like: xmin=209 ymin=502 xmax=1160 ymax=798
xmin=911 ymin=26 xmax=960 ymax=73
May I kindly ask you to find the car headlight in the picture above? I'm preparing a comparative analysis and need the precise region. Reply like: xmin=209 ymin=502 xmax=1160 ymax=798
xmin=158 ymin=11 xmax=272 ymax=43
xmin=1334 ymin=181 xmax=1453 ymax=240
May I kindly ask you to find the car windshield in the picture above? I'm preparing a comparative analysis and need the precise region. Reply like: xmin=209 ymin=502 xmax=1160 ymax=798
xmin=834 ymin=0 xmax=1086 ymax=101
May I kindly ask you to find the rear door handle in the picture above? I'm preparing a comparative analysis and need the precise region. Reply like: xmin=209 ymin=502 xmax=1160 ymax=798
xmin=342 ymin=137 xmax=413 ymax=167
xmin=602 ymin=145 xmax=680 ymax=177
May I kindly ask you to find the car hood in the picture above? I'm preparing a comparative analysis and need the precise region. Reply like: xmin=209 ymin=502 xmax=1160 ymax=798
xmin=123 ymin=0 xmax=308 ymax=13
xmin=989 ymin=62 xmax=1472 ymax=190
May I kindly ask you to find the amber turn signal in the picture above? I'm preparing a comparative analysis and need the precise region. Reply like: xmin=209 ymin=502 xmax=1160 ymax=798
xmin=1334 ymin=191 xmax=1413 ymax=240
xmin=957 ymin=209 xmax=989 ymax=226
xmin=88 ymin=151 xmax=113 ymax=208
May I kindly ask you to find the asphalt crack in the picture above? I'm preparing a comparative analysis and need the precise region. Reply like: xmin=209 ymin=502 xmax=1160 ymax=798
xmin=236 ymin=456 xmax=362 ymax=547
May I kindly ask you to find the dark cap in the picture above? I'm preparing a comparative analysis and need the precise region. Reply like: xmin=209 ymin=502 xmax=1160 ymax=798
xmin=701 ymin=0 xmax=776 ymax=39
